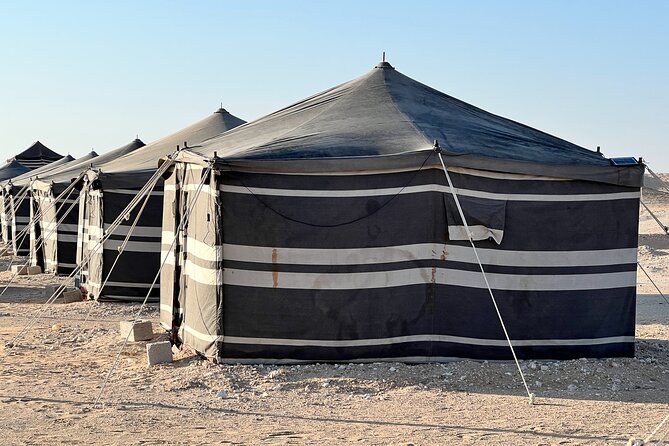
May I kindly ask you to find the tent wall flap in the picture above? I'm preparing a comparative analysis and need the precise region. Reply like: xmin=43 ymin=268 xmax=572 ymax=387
xmin=162 ymin=161 xmax=640 ymax=362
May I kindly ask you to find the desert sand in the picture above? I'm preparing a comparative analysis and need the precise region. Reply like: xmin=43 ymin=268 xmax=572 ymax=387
xmin=1 ymin=186 xmax=668 ymax=445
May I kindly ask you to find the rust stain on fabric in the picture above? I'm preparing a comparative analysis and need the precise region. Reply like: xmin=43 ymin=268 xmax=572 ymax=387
xmin=272 ymin=248 xmax=279 ymax=288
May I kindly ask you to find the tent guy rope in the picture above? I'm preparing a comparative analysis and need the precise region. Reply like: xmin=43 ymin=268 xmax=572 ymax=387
xmin=69 ymin=177 xmax=157 ymax=343
xmin=94 ymin=165 xmax=212 ymax=407
xmin=436 ymin=144 xmax=535 ymax=405
xmin=3 ymin=154 xmax=177 ymax=351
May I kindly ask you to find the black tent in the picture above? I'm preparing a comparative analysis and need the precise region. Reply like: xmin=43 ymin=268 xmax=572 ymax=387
xmin=10 ymin=141 xmax=63 ymax=170
xmin=0 ymin=161 xmax=31 ymax=243
xmin=77 ymin=108 xmax=245 ymax=301
xmin=0 ymin=160 xmax=31 ymax=182
xmin=2 ymin=154 xmax=77 ymax=255
xmin=31 ymin=139 xmax=145 ymax=274
xmin=159 ymin=61 xmax=643 ymax=363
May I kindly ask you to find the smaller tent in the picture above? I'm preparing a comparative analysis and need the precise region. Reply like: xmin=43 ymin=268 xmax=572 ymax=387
xmin=2 ymin=154 xmax=76 ymax=256
xmin=24 ymin=151 xmax=100 ymax=271
xmin=10 ymin=141 xmax=63 ymax=170
xmin=0 ymin=161 xmax=31 ymax=243
xmin=78 ymin=108 xmax=245 ymax=301
xmin=0 ymin=160 xmax=31 ymax=182
xmin=31 ymin=139 xmax=145 ymax=274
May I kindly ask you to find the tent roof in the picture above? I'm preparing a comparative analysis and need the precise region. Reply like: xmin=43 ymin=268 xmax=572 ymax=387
xmin=0 ymin=160 xmax=31 ymax=181
xmin=182 ymin=61 xmax=641 ymax=186
xmin=35 ymin=138 xmax=145 ymax=186
xmin=97 ymin=109 xmax=245 ymax=175
xmin=8 ymin=154 xmax=76 ymax=186
xmin=10 ymin=141 xmax=63 ymax=167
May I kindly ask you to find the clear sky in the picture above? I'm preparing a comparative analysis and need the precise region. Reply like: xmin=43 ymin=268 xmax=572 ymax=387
xmin=1 ymin=1 xmax=667 ymax=169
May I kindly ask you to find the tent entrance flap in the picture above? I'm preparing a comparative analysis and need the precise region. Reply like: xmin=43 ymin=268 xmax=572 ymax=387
xmin=444 ymin=195 xmax=506 ymax=244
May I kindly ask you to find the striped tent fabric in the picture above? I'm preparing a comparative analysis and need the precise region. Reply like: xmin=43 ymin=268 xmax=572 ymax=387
xmin=9 ymin=192 xmax=32 ymax=256
xmin=31 ymin=139 xmax=145 ymax=275
xmin=5 ymin=155 xmax=76 ymax=260
xmin=0 ymin=161 xmax=31 ymax=243
xmin=80 ymin=177 xmax=165 ymax=301
xmin=78 ymin=108 xmax=245 ymax=302
xmin=159 ymin=61 xmax=644 ymax=363
xmin=30 ymin=151 xmax=99 ymax=273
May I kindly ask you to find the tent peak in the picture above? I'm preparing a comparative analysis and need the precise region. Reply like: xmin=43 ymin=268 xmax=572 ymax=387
xmin=215 ymin=107 xmax=229 ymax=114
xmin=374 ymin=60 xmax=394 ymax=70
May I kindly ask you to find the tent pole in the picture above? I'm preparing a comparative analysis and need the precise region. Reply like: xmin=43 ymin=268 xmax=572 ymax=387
xmin=436 ymin=147 xmax=535 ymax=405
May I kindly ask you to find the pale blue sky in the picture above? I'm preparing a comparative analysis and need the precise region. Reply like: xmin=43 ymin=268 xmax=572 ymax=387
xmin=1 ymin=1 xmax=667 ymax=169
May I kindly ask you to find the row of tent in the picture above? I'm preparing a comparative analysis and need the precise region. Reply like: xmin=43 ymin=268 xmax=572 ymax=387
xmin=1 ymin=61 xmax=645 ymax=363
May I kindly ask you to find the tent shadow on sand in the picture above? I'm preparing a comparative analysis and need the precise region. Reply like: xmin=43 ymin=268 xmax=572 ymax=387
xmin=0 ymin=393 xmax=628 ymax=444
xmin=0 ymin=286 xmax=48 ymax=305
xmin=638 ymin=233 xmax=669 ymax=252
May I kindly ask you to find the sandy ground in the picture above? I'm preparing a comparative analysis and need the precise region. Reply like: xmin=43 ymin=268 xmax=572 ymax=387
xmin=1 ymin=187 xmax=669 ymax=445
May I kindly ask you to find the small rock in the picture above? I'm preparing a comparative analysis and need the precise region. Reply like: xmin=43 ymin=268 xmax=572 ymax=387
xmin=216 ymin=390 xmax=228 ymax=399
xmin=567 ymin=384 xmax=577 ymax=392
xmin=540 ymin=365 xmax=549 ymax=371
xmin=51 ymin=324 xmax=62 ymax=333
xmin=535 ymin=381 xmax=542 ymax=388
xmin=389 ymin=367 xmax=397 ymax=372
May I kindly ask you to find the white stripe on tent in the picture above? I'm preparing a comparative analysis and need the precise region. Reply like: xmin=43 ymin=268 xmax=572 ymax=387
xmin=43 ymin=222 xmax=79 ymax=232
xmin=163 ymin=183 xmax=217 ymax=196
xmin=105 ymin=189 xmax=164 ymax=196
xmin=103 ymin=240 xmax=160 ymax=252
xmin=221 ymin=243 xmax=638 ymax=268
xmin=184 ymin=259 xmax=223 ymax=285
xmin=89 ymin=280 xmax=159 ymax=289
xmin=16 ymin=216 xmax=30 ymax=223
xmin=221 ymin=268 xmax=636 ymax=291
xmin=180 ymin=323 xmax=634 ymax=347
xmin=224 ymin=334 xmax=635 ymax=348
xmin=97 ymin=294 xmax=157 ymax=301
xmin=160 ymin=304 xmax=183 ymax=315
xmin=161 ymin=233 xmax=219 ymax=262
xmin=105 ymin=224 xmax=162 ymax=238
xmin=446 ymin=166 xmax=566 ymax=181
xmin=219 ymin=184 xmax=640 ymax=202
xmin=58 ymin=234 xmax=78 ymax=242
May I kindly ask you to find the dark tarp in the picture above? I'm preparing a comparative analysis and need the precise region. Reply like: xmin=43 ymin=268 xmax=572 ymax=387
xmin=10 ymin=141 xmax=63 ymax=170
xmin=182 ymin=62 xmax=642 ymax=187
xmin=0 ymin=160 xmax=31 ymax=181
xmin=9 ymin=154 xmax=76 ymax=187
